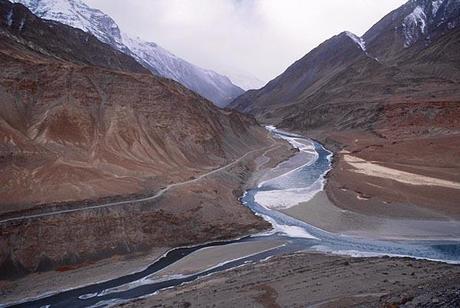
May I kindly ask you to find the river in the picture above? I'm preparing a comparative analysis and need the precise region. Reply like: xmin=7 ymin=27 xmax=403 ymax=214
xmin=7 ymin=127 xmax=460 ymax=307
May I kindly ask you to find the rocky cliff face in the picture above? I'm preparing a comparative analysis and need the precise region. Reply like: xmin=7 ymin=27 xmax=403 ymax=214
xmin=231 ymin=32 xmax=367 ymax=118
xmin=13 ymin=0 xmax=244 ymax=107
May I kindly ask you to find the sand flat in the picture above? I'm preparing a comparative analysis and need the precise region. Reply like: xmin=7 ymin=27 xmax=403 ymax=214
xmin=344 ymin=154 xmax=460 ymax=189
xmin=150 ymin=240 xmax=287 ymax=279
xmin=282 ymin=191 xmax=460 ymax=240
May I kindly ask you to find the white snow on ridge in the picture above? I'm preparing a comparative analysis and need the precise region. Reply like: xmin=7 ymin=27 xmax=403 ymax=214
xmin=13 ymin=0 xmax=125 ymax=48
xmin=6 ymin=8 xmax=13 ymax=26
xmin=402 ymin=5 xmax=427 ymax=47
xmin=345 ymin=31 xmax=367 ymax=52
xmin=12 ymin=0 xmax=244 ymax=106
xmin=432 ymin=0 xmax=444 ymax=16
xmin=344 ymin=31 xmax=382 ymax=63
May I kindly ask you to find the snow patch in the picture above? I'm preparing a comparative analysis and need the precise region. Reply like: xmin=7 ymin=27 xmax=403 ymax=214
xmin=432 ymin=0 xmax=444 ymax=16
xmin=18 ymin=18 xmax=25 ymax=31
xmin=345 ymin=31 xmax=366 ymax=52
xmin=402 ymin=5 xmax=427 ymax=47
xmin=6 ymin=8 xmax=13 ymax=26
xmin=448 ymin=21 xmax=457 ymax=29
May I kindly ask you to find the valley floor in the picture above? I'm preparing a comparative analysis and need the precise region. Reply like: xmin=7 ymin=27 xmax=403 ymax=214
xmin=266 ymin=130 xmax=460 ymax=240
xmin=114 ymin=129 xmax=460 ymax=307
xmin=3 ymin=130 xmax=460 ymax=306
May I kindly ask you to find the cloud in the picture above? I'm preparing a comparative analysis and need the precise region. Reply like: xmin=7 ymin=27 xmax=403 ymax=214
xmin=85 ymin=0 xmax=407 ymax=82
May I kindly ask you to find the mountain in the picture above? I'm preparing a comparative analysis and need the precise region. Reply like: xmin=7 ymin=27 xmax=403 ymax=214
xmin=13 ymin=0 xmax=244 ymax=107
xmin=231 ymin=0 xmax=460 ymax=130
xmin=231 ymin=31 xmax=368 ymax=118
xmin=364 ymin=0 xmax=460 ymax=61
xmin=0 ymin=0 xmax=277 ymax=275
xmin=230 ymin=0 xmax=460 ymax=220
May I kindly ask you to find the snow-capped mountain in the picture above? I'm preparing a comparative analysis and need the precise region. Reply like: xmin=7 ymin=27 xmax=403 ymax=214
xmin=361 ymin=0 xmax=460 ymax=63
xmin=13 ymin=0 xmax=125 ymax=49
xmin=13 ymin=0 xmax=244 ymax=107
xmin=401 ymin=0 xmax=460 ymax=47
xmin=231 ymin=0 xmax=460 ymax=126
xmin=340 ymin=0 xmax=460 ymax=62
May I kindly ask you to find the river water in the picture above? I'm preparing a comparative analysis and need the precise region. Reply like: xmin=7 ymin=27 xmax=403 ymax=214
xmin=7 ymin=128 xmax=460 ymax=308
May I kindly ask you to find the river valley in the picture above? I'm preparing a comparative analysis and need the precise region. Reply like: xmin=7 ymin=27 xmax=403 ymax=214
xmin=4 ymin=128 xmax=460 ymax=308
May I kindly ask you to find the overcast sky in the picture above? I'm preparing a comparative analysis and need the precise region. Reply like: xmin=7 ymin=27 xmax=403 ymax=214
xmin=85 ymin=0 xmax=407 ymax=82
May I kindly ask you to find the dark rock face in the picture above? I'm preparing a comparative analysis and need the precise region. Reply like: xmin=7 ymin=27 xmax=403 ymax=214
xmin=230 ymin=0 xmax=460 ymax=134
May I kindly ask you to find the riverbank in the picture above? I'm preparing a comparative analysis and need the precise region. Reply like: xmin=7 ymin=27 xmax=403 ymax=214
xmin=119 ymin=251 xmax=460 ymax=307
xmin=266 ymin=128 xmax=460 ymax=241
xmin=0 ymin=248 xmax=168 ymax=304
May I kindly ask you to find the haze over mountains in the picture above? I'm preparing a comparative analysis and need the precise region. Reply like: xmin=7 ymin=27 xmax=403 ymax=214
xmin=12 ymin=0 xmax=246 ymax=107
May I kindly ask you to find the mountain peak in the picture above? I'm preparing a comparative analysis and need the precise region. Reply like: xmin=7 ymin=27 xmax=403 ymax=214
xmin=13 ymin=0 xmax=124 ymax=48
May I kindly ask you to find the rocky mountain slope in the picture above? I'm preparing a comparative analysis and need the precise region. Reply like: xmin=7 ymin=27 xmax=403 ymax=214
xmin=0 ymin=0 xmax=270 ymax=209
xmin=231 ymin=0 xmax=460 ymax=218
xmin=231 ymin=0 xmax=460 ymax=126
xmin=13 ymin=0 xmax=244 ymax=107
xmin=0 ymin=0 xmax=290 ymax=275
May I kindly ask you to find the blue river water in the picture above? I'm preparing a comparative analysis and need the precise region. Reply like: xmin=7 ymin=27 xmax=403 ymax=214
xmin=243 ymin=128 xmax=460 ymax=262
